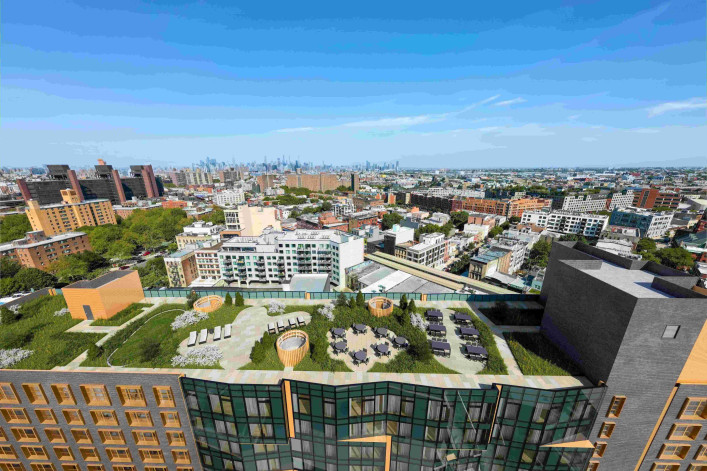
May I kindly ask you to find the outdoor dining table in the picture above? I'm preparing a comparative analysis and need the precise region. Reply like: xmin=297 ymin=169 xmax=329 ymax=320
xmin=459 ymin=326 xmax=480 ymax=338
xmin=427 ymin=324 xmax=447 ymax=334
xmin=374 ymin=344 xmax=389 ymax=356
xmin=453 ymin=313 xmax=472 ymax=324
xmin=426 ymin=310 xmax=443 ymax=320
xmin=393 ymin=336 xmax=408 ymax=347
xmin=353 ymin=323 xmax=367 ymax=334
xmin=429 ymin=340 xmax=451 ymax=356
xmin=333 ymin=341 xmax=347 ymax=353
xmin=332 ymin=328 xmax=346 ymax=338
xmin=464 ymin=345 xmax=488 ymax=359
xmin=375 ymin=327 xmax=388 ymax=338
xmin=354 ymin=350 xmax=368 ymax=362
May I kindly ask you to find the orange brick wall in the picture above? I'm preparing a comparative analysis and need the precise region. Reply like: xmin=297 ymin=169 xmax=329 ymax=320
xmin=63 ymin=270 xmax=144 ymax=320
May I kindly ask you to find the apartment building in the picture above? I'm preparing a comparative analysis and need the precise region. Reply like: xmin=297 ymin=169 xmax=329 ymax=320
xmin=521 ymin=211 xmax=609 ymax=237
xmin=213 ymin=190 xmax=245 ymax=207
xmin=17 ymin=161 xmax=161 ymax=205
xmin=164 ymin=248 xmax=199 ymax=287
xmin=256 ymin=174 xmax=277 ymax=191
xmin=633 ymin=188 xmax=683 ymax=209
xmin=462 ymin=197 xmax=551 ymax=218
xmin=491 ymin=229 xmax=540 ymax=274
xmin=218 ymin=168 xmax=244 ymax=184
xmin=218 ymin=229 xmax=363 ymax=286
xmin=610 ymin=207 xmax=674 ymax=239
xmin=183 ymin=169 xmax=213 ymax=186
xmin=404 ymin=233 xmax=447 ymax=268
xmin=468 ymin=247 xmax=512 ymax=280
xmin=0 ymin=230 xmax=91 ymax=270
xmin=175 ymin=221 xmax=224 ymax=250
xmin=331 ymin=199 xmax=355 ymax=217
xmin=345 ymin=210 xmax=379 ymax=231
xmin=551 ymin=194 xmax=608 ymax=212
xmin=285 ymin=173 xmax=339 ymax=193
xmin=382 ymin=225 xmax=415 ymax=256
xmin=25 ymin=189 xmax=116 ymax=236
xmin=224 ymin=205 xmax=281 ymax=236
xmin=408 ymin=193 xmax=463 ymax=214
xmin=606 ymin=190 xmax=635 ymax=210
xmin=194 ymin=242 xmax=223 ymax=282
xmin=541 ymin=241 xmax=707 ymax=471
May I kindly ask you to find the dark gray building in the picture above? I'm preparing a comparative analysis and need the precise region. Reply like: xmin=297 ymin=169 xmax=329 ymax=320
xmin=540 ymin=242 xmax=707 ymax=471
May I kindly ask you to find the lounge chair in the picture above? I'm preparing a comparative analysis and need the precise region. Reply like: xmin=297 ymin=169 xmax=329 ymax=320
xmin=224 ymin=324 xmax=232 ymax=338
xmin=268 ymin=323 xmax=276 ymax=334
xmin=297 ymin=316 xmax=305 ymax=326
xmin=213 ymin=325 xmax=222 ymax=341
xmin=277 ymin=320 xmax=285 ymax=332
xmin=288 ymin=318 xmax=297 ymax=329
xmin=187 ymin=331 xmax=197 ymax=347
xmin=199 ymin=329 xmax=208 ymax=344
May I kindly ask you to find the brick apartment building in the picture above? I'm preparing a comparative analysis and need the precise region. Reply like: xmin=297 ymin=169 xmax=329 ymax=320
xmin=0 ymin=230 xmax=91 ymax=270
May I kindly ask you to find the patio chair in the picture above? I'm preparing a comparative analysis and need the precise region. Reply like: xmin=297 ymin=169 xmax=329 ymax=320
xmin=187 ymin=331 xmax=197 ymax=347
xmin=224 ymin=324 xmax=232 ymax=338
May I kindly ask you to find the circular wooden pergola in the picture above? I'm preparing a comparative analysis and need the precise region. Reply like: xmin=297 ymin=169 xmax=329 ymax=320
xmin=193 ymin=295 xmax=223 ymax=313
xmin=368 ymin=296 xmax=394 ymax=317
xmin=276 ymin=330 xmax=310 ymax=367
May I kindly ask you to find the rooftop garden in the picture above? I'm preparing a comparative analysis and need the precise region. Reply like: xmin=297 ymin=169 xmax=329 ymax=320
xmin=243 ymin=296 xmax=459 ymax=374
xmin=0 ymin=295 xmax=104 ymax=370
xmin=90 ymin=302 xmax=151 ymax=326
xmin=449 ymin=308 xmax=508 ymax=375
xmin=503 ymin=332 xmax=582 ymax=376
xmin=82 ymin=303 xmax=247 ymax=368
xmin=478 ymin=301 xmax=544 ymax=326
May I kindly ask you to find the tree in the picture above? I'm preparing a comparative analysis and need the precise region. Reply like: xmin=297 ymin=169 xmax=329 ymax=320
xmin=202 ymin=207 xmax=225 ymax=224
xmin=0 ymin=306 xmax=21 ymax=324
xmin=0 ymin=258 xmax=21 ymax=278
xmin=381 ymin=213 xmax=403 ymax=230
xmin=509 ymin=216 xmax=521 ymax=223
xmin=0 ymin=277 xmax=21 ymax=297
xmin=527 ymin=240 xmax=552 ymax=268
xmin=50 ymin=252 xmax=108 ymax=283
xmin=336 ymin=185 xmax=350 ymax=193
xmin=488 ymin=226 xmax=504 ymax=239
xmin=14 ymin=268 xmax=57 ymax=291
xmin=356 ymin=290 xmax=364 ymax=308
xmin=320 ymin=201 xmax=333 ymax=212
xmin=451 ymin=211 xmax=470 ymax=229
xmin=0 ymin=214 xmax=32 ymax=243
xmin=138 ymin=257 xmax=168 ymax=288
xmin=399 ymin=294 xmax=408 ymax=312
xmin=235 ymin=292 xmax=245 ymax=307
xmin=656 ymin=247 xmax=695 ymax=269
xmin=139 ymin=338 xmax=161 ymax=362
xmin=407 ymin=299 xmax=416 ymax=314
xmin=187 ymin=291 xmax=198 ymax=309
xmin=559 ymin=234 xmax=588 ymax=243
xmin=336 ymin=292 xmax=348 ymax=307
xmin=636 ymin=238 xmax=657 ymax=253
xmin=224 ymin=293 xmax=233 ymax=306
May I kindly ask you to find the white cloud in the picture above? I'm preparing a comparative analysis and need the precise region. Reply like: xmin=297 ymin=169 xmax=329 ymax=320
xmin=647 ymin=98 xmax=707 ymax=117
xmin=343 ymin=114 xmax=438 ymax=128
xmin=494 ymin=97 xmax=527 ymax=107
xmin=275 ymin=127 xmax=316 ymax=133
xmin=568 ymin=114 xmax=581 ymax=121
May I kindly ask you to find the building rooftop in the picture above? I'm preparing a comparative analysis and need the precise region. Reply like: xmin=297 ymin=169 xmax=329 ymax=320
xmin=63 ymin=269 xmax=134 ymax=289
xmin=0 ymin=231 xmax=86 ymax=250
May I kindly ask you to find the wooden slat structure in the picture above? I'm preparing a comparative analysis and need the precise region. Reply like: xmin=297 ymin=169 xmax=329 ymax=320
xmin=276 ymin=330 xmax=310 ymax=367
xmin=368 ymin=296 xmax=394 ymax=317
xmin=193 ymin=295 xmax=224 ymax=313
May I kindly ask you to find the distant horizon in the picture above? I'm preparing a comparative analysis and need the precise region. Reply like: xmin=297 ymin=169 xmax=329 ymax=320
xmin=2 ymin=1 xmax=705 ymax=167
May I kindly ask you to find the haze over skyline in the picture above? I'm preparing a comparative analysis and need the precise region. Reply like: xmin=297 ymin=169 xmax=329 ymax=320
xmin=2 ymin=0 xmax=706 ymax=168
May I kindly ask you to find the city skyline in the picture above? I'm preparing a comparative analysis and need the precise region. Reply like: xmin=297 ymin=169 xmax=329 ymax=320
xmin=2 ymin=1 xmax=706 ymax=168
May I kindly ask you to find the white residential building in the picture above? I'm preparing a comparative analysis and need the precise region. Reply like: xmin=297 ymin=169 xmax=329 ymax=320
xmin=521 ymin=210 xmax=609 ymax=237
xmin=217 ymin=229 xmax=363 ymax=287
xmin=491 ymin=229 xmax=540 ymax=274
xmin=607 ymin=190 xmax=635 ymax=210
xmin=332 ymin=199 xmax=355 ymax=217
xmin=224 ymin=204 xmax=281 ymax=236
xmin=175 ymin=221 xmax=225 ymax=249
xmin=214 ymin=190 xmax=245 ymax=206
xmin=194 ymin=242 xmax=223 ymax=281
xmin=609 ymin=207 xmax=674 ymax=239
xmin=552 ymin=194 xmax=607 ymax=212
xmin=405 ymin=232 xmax=447 ymax=268
xmin=184 ymin=168 xmax=213 ymax=186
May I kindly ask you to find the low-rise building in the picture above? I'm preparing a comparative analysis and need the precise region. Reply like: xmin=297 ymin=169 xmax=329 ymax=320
xmin=674 ymin=230 xmax=707 ymax=262
xmin=382 ymin=225 xmax=415 ymax=256
xmin=175 ymin=220 xmax=225 ymax=249
xmin=62 ymin=270 xmax=144 ymax=320
xmin=632 ymin=187 xmax=682 ymax=209
xmin=0 ymin=230 xmax=91 ymax=270
xmin=25 ymin=189 xmax=116 ymax=236
xmin=609 ymin=207 xmax=674 ymax=239
xmin=468 ymin=248 xmax=512 ymax=280
xmin=224 ymin=204 xmax=281 ymax=236
xmin=520 ymin=210 xmax=609 ymax=237
xmin=345 ymin=210 xmax=379 ymax=231
xmin=218 ymin=229 xmax=363 ymax=286
xmin=404 ymin=232 xmax=447 ymax=268
xmin=213 ymin=189 xmax=245 ymax=206
xmin=164 ymin=247 xmax=199 ymax=287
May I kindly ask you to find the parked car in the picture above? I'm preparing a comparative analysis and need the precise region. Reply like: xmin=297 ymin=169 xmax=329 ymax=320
xmin=142 ymin=251 xmax=151 ymax=256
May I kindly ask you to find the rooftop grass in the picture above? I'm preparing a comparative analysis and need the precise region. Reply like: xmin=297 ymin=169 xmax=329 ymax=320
xmin=504 ymin=332 xmax=582 ymax=376
xmin=478 ymin=302 xmax=544 ymax=326
xmin=90 ymin=303 xmax=151 ymax=326
xmin=450 ymin=308 xmax=508 ymax=375
xmin=82 ymin=303 xmax=246 ymax=368
xmin=243 ymin=301 xmax=455 ymax=374
xmin=0 ymin=295 xmax=104 ymax=370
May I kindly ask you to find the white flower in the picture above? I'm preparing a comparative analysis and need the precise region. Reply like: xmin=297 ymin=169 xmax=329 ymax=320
xmin=54 ymin=307 xmax=70 ymax=317
xmin=170 ymin=311 xmax=209 ymax=331
xmin=171 ymin=345 xmax=223 ymax=367
xmin=410 ymin=313 xmax=428 ymax=332
xmin=267 ymin=301 xmax=285 ymax=315
xmin=0 ymin=348 xmax=33 ymax=368
xmin=318 ymin=304 xmax=335 ymax=321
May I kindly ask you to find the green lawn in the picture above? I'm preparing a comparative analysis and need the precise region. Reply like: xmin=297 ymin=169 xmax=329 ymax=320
xmin=369 ymin=352 xmax=458 ymax=374
xmin=504 ymin=332 xmax=582 ymax=376
xmin=90 ymin=303 xmax=151 ymax=326
xmin=83 ymin=303 xmax=246 ymax=368
xmin=0 ymin=295 xmax=104 ymax=369
xmin=451 ymin=308 xmax=508 ymax=375
xmin=266 ymin=304 xmax=323 ymax=317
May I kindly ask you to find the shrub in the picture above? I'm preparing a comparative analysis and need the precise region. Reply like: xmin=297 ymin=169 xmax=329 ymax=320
xmin=87 ymin=343 xmax=104 ymax=360
xmin=356 ymin=290 xmax=364 ymax=307
xmin=224 ymin=293 xmax=233 ymax=306
xmin=407 ymin=299 xmax=416 ymax=314
xmin=410 ymin=312 xmax=428 ymax=332
xmin=336 ymin=292 xmax=348 ymax=307
xmin=170 ymin=311 xmax=208 ymax=330
xmin=235 ymin=292 xmax=245 ymax=306
xmin=399 ymin=294 xmax=408 ymax=311
xmin=172 ymin=345 xmax=223 ymax=367
xmin=267 ymin=301 xmax=285 ymax=315
xmin=250 ymin=339 xmax=266 ymax=363
xmin=186 ymin=291 xmax=198 ymax=309
xmin=0 ymin=348 xmax=33 ymax=368
xmin=0 ymin=306 xmax=20 ymax=324
xmin=139 ymin=338 xmax=161 ymax=362
xmin=0 ymin=331 xmax=34 ymax=349
xmin=318 ymin=304 xmax=334 ymax=321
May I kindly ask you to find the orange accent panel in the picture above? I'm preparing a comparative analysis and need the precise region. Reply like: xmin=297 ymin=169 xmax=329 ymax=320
xmin=340 ymin=436 xmax=392 ymax=471
xmin=678 ymin=319 xmax=707 ymax=384
xmin=541 ymin=440 xmax=594 ymax=448
xmin=283 ymin=381 xmax=294 ymax=439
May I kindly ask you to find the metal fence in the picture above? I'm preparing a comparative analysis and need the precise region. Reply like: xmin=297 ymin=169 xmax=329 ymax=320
xmin=142 ymin=288 xmax=538 ymax=303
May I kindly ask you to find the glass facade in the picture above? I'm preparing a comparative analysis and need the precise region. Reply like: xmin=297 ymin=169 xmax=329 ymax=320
xmin=181 ymin=378 xmax=604 ymax=471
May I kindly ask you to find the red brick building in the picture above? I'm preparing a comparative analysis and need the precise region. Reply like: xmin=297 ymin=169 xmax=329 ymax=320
xmin=0 ymin=230 xmax=91 ymax=270
xmin=632 ymin=188 xmax=682 ymax=209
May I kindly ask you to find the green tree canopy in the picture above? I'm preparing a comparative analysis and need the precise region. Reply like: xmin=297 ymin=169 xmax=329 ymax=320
xmin=13 ymin=268 xmax=57 ymax=292
xmin=451 ymin=211 xmax=469 ymax=229
xmin=0 ymin=214 xmax=32 ymax=242
xmin=137 ymin=257 xmax=168 ymax=288
xmin=0 ymin=258 xmax=22 ymax=278
xmin=381 ymin=213 xmax=404 ymax=230
xmin=655 ymin=247 xmax=694 ymax=269
xmin=636 ymin=238 xmax=657 ymax=253
xmin=527 ymin=240 xmax=552 ymax=268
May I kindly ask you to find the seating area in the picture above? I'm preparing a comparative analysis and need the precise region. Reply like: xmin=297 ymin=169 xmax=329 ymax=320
xmin=187 ymin=323 xmax=232 ymax=347
xmin=268 ymin=316 xmax=306 ymax=335
xmin=425 ymin=309 xmax=443 ymax=324
xmin=430 ymin=340 xmax=451 ymax=357
xmin=327 ymin=323 xmax=407 ymax=371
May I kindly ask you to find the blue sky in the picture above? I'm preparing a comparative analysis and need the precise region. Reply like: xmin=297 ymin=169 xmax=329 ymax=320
xmin=2 ymin=0 xmax=705 ymax=168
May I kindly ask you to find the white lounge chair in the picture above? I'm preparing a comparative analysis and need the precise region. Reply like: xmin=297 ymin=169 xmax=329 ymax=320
xmin=277 ymin=320 xmax=285 ymax=332
xmin=297 ymin=316 xmax=305 ymax=326
xmin=199 ymin=329 xmax=208 ymax=344
xmin=187 ymin=331 xmax=197 ymax=347
xmin=224 ymin=324 xmax=232 ymax=338
xmin=213 ymin=325 xmax=222 ymax=341
xmin=268 ymin=323 xmax=276 ymax=334
xmin=288 ymin=318 xmax=297 ymax=329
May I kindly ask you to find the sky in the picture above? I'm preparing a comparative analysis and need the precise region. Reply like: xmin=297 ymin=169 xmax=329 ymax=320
xmin=2 ymin=0 xmax=706 ymax=169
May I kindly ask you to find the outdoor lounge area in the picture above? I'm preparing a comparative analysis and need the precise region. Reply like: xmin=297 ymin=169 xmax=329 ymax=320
xmin=327 ymin=323 xmax=408 ymax=372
